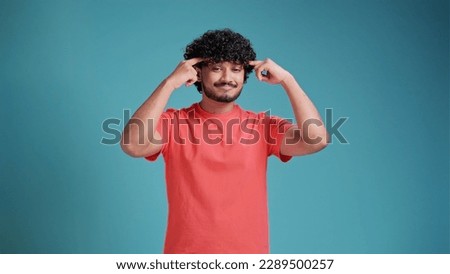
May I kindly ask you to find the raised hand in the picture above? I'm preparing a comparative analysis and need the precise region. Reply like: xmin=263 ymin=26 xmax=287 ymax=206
xmin=249 ymin=59 xmax=291 ymax=85
xmin=166 ymin=57 xmax=205 ymax=89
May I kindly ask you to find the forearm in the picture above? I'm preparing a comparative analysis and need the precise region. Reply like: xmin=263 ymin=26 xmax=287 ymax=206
xmin=120 ymin=79 xmax=175 ymax=157
xmin=120 ymin=58 xmax=202 ymax=157
xmin=281 ymin=74 xmax=328 ymax=146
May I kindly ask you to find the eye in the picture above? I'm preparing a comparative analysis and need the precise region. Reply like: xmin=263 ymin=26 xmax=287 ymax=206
xmin=211 ymin=66 xmax=222 ymax=72
xmin=232 ymin=67 xmax=243 ymax=73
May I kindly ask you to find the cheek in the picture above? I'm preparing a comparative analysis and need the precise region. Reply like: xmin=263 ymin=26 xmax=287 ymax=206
xmin=237 ymin=74 xmax=245 ymax=84
xmin=202 ymin=73 xmax=220 ymax=84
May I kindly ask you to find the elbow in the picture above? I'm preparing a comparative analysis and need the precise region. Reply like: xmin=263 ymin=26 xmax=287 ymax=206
xmin=305 ymin=131 xmax=329 ymax=153
xmin=315 ymin=137 xmax=328 ymax=152
xmin=120 ymin=135 xmax=147 ymax=158
xmin=121 ymin=143 xmax=143 ymax=158
xmin=318 ymin=131 xmax=330 ymax=150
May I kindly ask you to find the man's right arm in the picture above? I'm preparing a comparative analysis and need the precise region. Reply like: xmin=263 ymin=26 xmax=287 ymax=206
xmin=120 ymin=58 xmax=203 ymax=157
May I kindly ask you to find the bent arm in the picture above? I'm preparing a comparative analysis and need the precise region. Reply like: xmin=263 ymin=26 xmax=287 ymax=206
xmin=121 ymin=58 xmax=203 ymax=158
xmin=280 ymin=74 xmax=329 ymax=156
xmin=120 ymin=80 xmax=175 ymax=158
xmin=250 ymin=59 xmax=328 ymax=156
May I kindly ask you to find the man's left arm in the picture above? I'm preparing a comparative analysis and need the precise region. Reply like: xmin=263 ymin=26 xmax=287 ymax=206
xmin=249 ymin=59 xmax=329 ymax=156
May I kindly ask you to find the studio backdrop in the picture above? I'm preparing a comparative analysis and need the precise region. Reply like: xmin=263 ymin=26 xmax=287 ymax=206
xmin=1 ymin=0 xmax=448 ymax=253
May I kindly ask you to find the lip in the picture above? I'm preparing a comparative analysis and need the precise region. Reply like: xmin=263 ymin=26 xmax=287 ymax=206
xmin=217 ymin=85 xmax=235 ymax=91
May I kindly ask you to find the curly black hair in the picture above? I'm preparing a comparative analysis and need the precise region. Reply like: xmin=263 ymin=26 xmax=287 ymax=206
xmin=184 ymin=28 xmax=256 ymax=92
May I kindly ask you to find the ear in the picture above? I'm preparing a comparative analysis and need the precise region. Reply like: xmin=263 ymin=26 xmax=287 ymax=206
xmin=195 ymin=67 xmax=202 ymax=82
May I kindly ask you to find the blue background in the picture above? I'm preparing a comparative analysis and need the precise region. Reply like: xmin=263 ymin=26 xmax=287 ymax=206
xmin=1 ymin=0 xmax=448 ymax=253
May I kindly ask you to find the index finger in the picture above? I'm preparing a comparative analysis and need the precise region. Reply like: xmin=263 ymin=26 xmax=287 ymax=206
xmin=185 ymin=57 xmax=206 ymax=65
xmin=248 ymin=60 xmax=262 ymax=66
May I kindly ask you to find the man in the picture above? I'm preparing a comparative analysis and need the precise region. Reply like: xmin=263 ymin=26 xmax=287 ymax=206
xmin=121 ymin=29 xmax=328 ymax=254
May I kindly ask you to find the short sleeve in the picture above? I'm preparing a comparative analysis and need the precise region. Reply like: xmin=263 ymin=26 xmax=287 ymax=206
xmin=144 ymin=109 xmax=175 ymax=162
xmin=264 ymin=115 xmax=294 ymax=162
xmin=144 ymin=150 xmax=161 ymax=162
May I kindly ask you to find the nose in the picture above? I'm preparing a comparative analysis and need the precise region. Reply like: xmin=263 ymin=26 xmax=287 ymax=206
xmin=220 ymin=68 xmax=232 ymax=82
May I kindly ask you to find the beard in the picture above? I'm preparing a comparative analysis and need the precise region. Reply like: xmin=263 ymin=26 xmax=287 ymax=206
xmin=202 ymin=82 xmax=243 ymax=103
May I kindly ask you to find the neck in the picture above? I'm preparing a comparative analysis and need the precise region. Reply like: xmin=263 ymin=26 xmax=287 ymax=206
xmin=199 ymin=96 xmax=235 ymax=114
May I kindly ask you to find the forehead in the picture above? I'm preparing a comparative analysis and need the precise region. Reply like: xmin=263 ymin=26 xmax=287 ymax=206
xmin=205 ymin=61 xmax=243 ymax=67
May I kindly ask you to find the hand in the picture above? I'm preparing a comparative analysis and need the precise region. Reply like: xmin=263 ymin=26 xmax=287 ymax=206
xmin=166 ymin=58 xmax=204 ymax=89
xmin=249 ymin=59 xmax=291 ymax=85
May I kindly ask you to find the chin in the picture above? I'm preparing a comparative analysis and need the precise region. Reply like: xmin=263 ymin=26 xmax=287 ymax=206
xmin=202 ymin=86 xmax=243 ymax=103
xmin=207 ymin=92 xmax=241 ymax=103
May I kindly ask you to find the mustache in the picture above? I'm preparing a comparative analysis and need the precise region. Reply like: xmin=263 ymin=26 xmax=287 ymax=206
xmin=213 ymin=81 xmax=238 ymax=88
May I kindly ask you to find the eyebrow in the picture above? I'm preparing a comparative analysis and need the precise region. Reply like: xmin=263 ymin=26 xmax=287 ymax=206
xmin=207 ymin=62 xmax=243 ymax=67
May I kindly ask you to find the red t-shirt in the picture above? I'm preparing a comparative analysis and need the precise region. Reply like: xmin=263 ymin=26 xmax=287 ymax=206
xmin=146 ymin=103 xmax=292 ymax=253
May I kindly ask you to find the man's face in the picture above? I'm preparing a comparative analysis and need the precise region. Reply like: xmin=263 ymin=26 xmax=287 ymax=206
xmin=198 ymin=61 xmax=245 ymax=103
